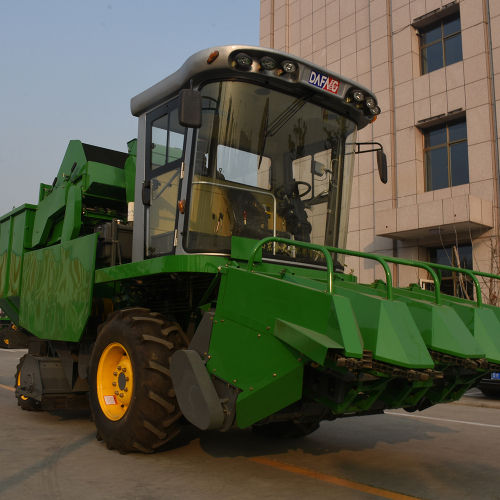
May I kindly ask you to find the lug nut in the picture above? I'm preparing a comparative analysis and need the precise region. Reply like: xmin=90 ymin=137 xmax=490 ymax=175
xmin=115 ymin=391 xmax=119 ymax=395
xmin=120 ymin=393 xmax=124 ymax=398
xmin=125 ymin=377 xmax=129 ymax=381
xmin=113 ymin=372 xmax=117 ymax=376
xmin=112 ymin=382 xmax=117 ymax=386
xmin=117 ymin=366 xmax=121 ymax=370
xmin=122 ymin=368 xmax=126 ymax=372
xmin=124 ymin=387 xmax=128 ymax=392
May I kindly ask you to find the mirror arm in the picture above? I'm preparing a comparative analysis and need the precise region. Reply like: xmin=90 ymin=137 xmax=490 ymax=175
xmin=354 ymin=142 xmax=383 ymax=154
xmin=354 ymin=143 xmax=388 ymax=185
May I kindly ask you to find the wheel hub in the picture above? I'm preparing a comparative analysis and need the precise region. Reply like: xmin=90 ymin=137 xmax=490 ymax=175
xmin=97 ymin=342 xmax=134 ymax=421
xmin=118 ymin=372 xmax=127 ymax=391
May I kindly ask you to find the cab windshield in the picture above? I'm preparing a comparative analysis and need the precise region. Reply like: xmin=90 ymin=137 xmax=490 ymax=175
xmin=186 ymin=80 xmax=357 ymax=266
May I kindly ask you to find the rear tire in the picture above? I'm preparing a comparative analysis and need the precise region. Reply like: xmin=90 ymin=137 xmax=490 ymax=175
xmin=252 ymin=420 xmax=320 ymax=438
xmin=89 ymin=308 xmax=185 ymax=454
xmin=15 ymin=354 xmax=41 ymax=411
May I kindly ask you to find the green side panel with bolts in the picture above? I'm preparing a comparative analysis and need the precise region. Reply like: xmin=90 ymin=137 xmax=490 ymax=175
xmin=19 ymin=233 xmax=97 ymax=342
xmin=207 ymin=316 xmax=304 ymax=430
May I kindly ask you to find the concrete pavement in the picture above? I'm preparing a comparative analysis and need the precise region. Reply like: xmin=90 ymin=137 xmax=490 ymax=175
xmin=1 ymin=349 xmax=499 ymax=500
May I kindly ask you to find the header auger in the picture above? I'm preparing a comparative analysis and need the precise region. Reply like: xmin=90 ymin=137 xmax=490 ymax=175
xmin=3 ymin=45 xmax=500 ymax=453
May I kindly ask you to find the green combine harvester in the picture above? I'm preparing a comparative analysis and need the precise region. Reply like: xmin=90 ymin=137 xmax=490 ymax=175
xmin=4 ymin=46 xmax=500 ymax=453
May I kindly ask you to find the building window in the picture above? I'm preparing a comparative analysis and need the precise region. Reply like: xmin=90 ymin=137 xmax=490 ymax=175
xmin=420 ymin=11 xmax=462 ymax=75
xmin=424 ymin=118 xmax=468 ymax=191
xmin=428 ymin=244 xmax=473 ymax=299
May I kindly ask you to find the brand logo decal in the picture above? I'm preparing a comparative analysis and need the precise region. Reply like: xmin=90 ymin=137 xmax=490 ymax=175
xmin=308 ymin=70 xmax=340 ymax=94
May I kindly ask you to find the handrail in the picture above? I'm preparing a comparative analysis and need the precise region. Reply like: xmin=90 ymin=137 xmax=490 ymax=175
xmin=246 ymin=237 xmax=500 ymax=307
xmin=247 ymin=237 xmax=444 ymax=304
xmin=426 ymin=263 xmax=500 ymax=308
xmin=247 ymin=237 xmax=335 ymax=292
xmin=426 ymin=263 xmax=483 ymax=308
xmin=380 ymin=256 xmax=442 ymax=306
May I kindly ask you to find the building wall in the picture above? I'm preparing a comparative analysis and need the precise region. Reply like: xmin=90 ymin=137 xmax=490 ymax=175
xmin=261 ymin=0 xmax=500 ymax=299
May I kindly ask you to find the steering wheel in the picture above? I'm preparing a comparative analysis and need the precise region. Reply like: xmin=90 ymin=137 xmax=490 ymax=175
xmin=274 ymin=181 xmax=312 ymax=200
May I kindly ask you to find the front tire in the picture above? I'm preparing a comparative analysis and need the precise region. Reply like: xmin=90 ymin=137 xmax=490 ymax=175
xmin=89 ymin=308 xmax=184 ymax=453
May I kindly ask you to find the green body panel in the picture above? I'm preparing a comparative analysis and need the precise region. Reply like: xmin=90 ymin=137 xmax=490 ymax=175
xmin=392 ymin=285 xmax=500 ymax=364
xmin=0 ymin=206 xmax=36 ymax=323
xmin=282 ymin=273 xmax=433 ymax=368
xmin=93 ymin=253 xmax=340 ymax=284
xmin=95 ymin=255 xmax=228 ymax=283
xmin=333 ymin=280 xmax=486 ymax=360
xmin=19 ymin=234 xmax=97 ymax=342
xmin=206 ymin=315 xmax=303 ymax=429
xmin=32 ymin=179 xmax=69 ymax=247
xmin=274 ymin=319 xmax=343 ymax=365
xmin=61 ymin=185 xmax=83 ymax=243
xmin=230 ymin=236 xmax=262 ymax=262
xmin=32 ymin=140 xmax=129 ymax=248
xmin=0 ymin=218 xmax=12 ymax=299
xmin=342 ymin=289 xmax=434 ymax=369
xmin=83 ymin=161 xmax=126 ymax=199
xmin=327 ymin=295 xmax=364 ymax=358
xmin=217 ymin=267 xmax=338 ymax=346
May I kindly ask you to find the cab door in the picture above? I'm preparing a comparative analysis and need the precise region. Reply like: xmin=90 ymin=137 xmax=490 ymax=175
xmin=144 ymin=100 xmax=186 ymax=258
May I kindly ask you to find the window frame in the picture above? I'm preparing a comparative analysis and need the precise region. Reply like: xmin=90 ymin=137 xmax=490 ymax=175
xmin=428 ymin=244 xmax=474 ymax=300
xmin=145 ymin=98 xmax=187 ymax=181
xmin=424 ymin=117 xmax=468 ymax=192
xmin=143 ymin=97 xmax=187 ymax=259
xmin=419 ymin=11 xmax=462 ymax=75
xmin=181 ymin=77 xmax=358 ymax=266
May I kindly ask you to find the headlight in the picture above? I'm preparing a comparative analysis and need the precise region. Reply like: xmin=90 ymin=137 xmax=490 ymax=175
xmin=234 ymin=53 xmax=253 ymax=67
xmin=352 ymin=90 xmax=365 ymax=101
xmin=260 ymin=56 xmax=278 ymax=70
xmin=282 ymin=60 xmax=297 ymax=73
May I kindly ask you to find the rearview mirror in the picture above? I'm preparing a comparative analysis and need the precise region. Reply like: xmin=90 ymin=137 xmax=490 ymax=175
xmin=377 ymin=150 xmax=388 ymax=184
xmin=179 ymin=89 xmax=202 ymax=128
xmin=313 ymin=161 xmax=326 ymax=176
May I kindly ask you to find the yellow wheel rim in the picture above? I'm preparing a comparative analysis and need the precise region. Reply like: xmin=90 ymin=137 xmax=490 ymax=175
xmin=97 ymin=342 xmax=133 ymax=421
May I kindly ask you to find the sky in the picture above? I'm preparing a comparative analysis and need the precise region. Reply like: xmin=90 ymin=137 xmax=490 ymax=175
xmin=0 ymin=0 xmax=259 ymax=216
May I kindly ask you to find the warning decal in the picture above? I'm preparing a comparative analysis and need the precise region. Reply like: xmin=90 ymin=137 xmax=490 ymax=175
xmin=308 ymin=70 xmax=340 ymax=94
xmin=104 ymin=395 xmax=117 ymax=405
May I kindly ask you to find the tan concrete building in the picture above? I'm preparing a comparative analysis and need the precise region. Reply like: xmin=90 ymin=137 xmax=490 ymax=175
xmin=260 ymin=0 xmax=500 ymax=301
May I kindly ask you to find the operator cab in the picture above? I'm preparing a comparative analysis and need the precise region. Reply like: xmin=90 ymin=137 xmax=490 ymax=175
xmin=131 ymin=46 xmax=382 ymax=270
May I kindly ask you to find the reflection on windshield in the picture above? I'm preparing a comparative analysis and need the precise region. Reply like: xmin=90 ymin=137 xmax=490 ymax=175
xmin=186 ymin=81 xmax=357 ymax=266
